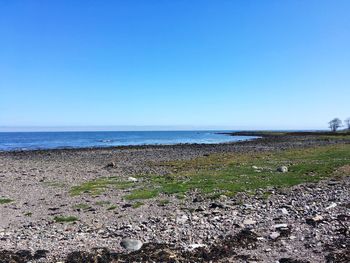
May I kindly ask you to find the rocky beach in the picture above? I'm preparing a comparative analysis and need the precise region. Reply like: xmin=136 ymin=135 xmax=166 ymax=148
xmin=0 ymin=132 xmax=349 ymax=263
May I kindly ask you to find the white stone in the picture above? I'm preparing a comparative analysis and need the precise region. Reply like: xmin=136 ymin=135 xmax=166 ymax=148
xmin=127 ymin=177 xmax=138 ymax=182
xmin=176 ymin=214 xmax=189 ymax=224
xmin=188 ymin=243 xmax=206 ymax=250
xmin=120 ymin=238 xmax=143 ymax=251
xmin=269 ymin=232 xmax=280 ymax=240
xmin=326 ymin=203 xmax=337 ymax=210
xmin=277 ymin=166 xmax=288 ymax=173
xmin=280 ymin=208 xmax=289 ymax=215
xmin=274 ymin=223 xmax=288 ymax=229
xmin=243 ymin=219 xmax=257 ymax=225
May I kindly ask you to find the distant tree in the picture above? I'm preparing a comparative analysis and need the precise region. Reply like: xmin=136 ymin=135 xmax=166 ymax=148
xmin=345 ymin=118 xmax=350 ymax=130
xmin=328 ymin=118 xmax=342 ymax=132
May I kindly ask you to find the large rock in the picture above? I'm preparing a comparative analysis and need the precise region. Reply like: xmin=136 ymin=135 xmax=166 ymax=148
xmin=120 ymin=238 xmax=143 ymax=251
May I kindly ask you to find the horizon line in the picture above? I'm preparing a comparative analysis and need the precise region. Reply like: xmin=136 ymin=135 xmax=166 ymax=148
xmin=0 ymin=125 xmax=328 ymax=133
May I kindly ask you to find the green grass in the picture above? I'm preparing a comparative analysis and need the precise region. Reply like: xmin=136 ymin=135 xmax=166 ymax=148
xmin=319 ymin=135 xmax=350 ymax=140
xmin=132 ymin=201 xmax=144 ymax=208
xmin=125 ymin=189 xmax=158 ymax=200
xmin=0 ymin=198 xmax=13 ymax=205
xmin=126 ymin=144 xmax=350 ymax=199
xmin=107 ymin=205 xmax=117 ymax=210
xmin=95 ymin=200 xmax=111 ymax=206
xmin=158 ymin=199 xmax=170 ymax=206
xmin=73 ymin=203 xmax=91 ymax=210
xmin=70 ymin=177 xmax=134 ymax=196
xmin=54 ymin=216 xmax=78 ymax=223
xmin=68 ymin=144 xmax=350 ymax=201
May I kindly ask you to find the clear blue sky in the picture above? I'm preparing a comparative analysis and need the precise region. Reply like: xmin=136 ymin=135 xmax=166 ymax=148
xmin=0 ymin=0 xmax=349 ymax=131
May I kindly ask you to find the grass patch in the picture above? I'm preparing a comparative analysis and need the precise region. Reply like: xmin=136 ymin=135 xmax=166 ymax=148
xmin=95 ymin=200 xmax=111 ymax=206
xmin=69 ymin=144 xmax=350 ymax=201
xmin=73 ymin=203 xmax=91 ymax=210
xmin=319 ymin=135 xmax=350 ymax=140
xmin=132 ymin=201 xmax=144 ymax=208
xmin=54 ymin=216 xmax=78 ymax=223
xmin=158 ymin=199 xmax=170 ymax=206
xmin=0 ymin=198 xmax=13 ymax=205
xmin=70 ymin=177 xmax=134 ymax=196
xmin=125 ymin=189 xmax=158 ymax=200
xmin=107 ymin=205 xmax=117 ymax=210
xmin=126 ymin=144 xmax=350 ymax=200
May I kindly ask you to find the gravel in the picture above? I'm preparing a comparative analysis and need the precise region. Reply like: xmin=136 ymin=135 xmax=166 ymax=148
xmin=0 ymin=135 xmax=349 ymax=262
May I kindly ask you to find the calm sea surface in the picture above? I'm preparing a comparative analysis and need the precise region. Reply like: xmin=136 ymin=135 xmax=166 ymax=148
xmin=0 ymin=131 xmax=257 ymax=151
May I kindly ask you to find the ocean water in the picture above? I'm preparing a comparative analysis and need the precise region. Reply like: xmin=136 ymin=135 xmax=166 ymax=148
xmin=0 ymin=131 xmax=257 ymax=151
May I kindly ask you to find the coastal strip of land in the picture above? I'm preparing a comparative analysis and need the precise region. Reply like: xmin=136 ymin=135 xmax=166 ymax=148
xmin=0 ymin=132 xmax=349 ymax=262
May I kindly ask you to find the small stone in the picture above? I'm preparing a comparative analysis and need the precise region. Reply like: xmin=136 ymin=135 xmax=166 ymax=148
xmin=188 ymin=243 xmax=206 ymax=250
xmin=219 ymin=194 xmax=228 ymax=201
xmin=209 ymin=202 xmax=225 ymax=209
xmin=328 ymin=180 xmax=338 ymax=185
xmin=176 ymin=214 xmax=189 ymax=224
xmin=280 ymin=208 xmax=289 ymax=215
xmin=274 ymin=223 xmax=288 ymax=229
xmin=277 ymin=166 xmax=288 ymax=173
xmin=195 ymin=206 xmax=205 ymax=212
xmin=127 ymin=177 xmax=138 ymax=182
xmin=270 ymin=232 xmax=280 ymax=240
xmin=306 ymin=215 xmax=324 ymax=226
xmin=106 ymin=162 xmax=116 ymax=168
xmin=243 ymin=204 xmax=253 ymax=209
xmin=325 ymin=203 xmax=337 ymax=210
xmin=243 ymin=219 xmax=257 ymax=225
xmin=193 ymin=196 xmax=204 ymax=202
xmin=120 ymin=238 xmax=143 ymax=251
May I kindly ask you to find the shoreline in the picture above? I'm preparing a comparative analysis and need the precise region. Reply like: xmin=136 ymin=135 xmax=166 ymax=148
xmin=0 ymin=132 xmax=259 ymax=153
xmin=0 ymin=132 xmax=349 ymax=262
xmin=3 ymin=129 xmax=348 ymax=153
xmin=0 ymin=137 xmax=259 ymax=154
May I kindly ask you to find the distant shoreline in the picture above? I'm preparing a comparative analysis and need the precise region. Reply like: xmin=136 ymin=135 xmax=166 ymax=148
xmin=1 ymin=130 xmax=349 ymax=153
xmin=0 ymin=136 xmax=260 ymax=153
xmin=0 ymin=130 xmax=259 ymax=152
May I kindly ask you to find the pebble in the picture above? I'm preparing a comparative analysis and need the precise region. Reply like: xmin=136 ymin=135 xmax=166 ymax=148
xmin=127 ymin=177 xmax=138 ymax=182
xmin=188 ymin=243 xmax=206 ymax=250
xmin=277 ymin=166 xmax=288 ymax=173
xmin=274 ymin=223 xmax=288 ymax=229
xmin=243 ymin=219 xmax=256 ymax=225
xmin=269 ymin=232 xmax=280 ymax=240
xmin=176 ymin=214 xmax=189 ymax=224
xmin=280 ymin=208 xmax=289 ymax=215
xmin=120 ymin=238 xmax=143 ymax=251
xmin=325 ymin=203 xmax=337 ymax=210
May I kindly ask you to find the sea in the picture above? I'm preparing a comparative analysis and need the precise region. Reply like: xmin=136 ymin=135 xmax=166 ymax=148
xmin=0 ymin=131 xmax=257 ymax=151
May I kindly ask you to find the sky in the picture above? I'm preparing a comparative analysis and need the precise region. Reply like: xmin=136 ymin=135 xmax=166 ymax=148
xmin=0 ymin=0 xmax=349 ymax=131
